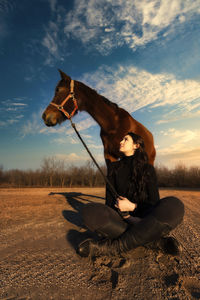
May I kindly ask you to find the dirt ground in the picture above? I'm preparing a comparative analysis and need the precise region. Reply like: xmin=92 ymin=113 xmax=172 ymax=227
xmin=0 ymin=187 xmax=199 ymax=300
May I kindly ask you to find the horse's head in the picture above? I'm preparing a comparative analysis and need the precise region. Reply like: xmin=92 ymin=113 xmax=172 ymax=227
xmin=42 ymin=70 xmax=78 ymax=127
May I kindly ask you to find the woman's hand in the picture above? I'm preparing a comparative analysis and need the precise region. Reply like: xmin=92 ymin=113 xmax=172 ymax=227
xmin=115 ymin=196 xmax=137 ymax=212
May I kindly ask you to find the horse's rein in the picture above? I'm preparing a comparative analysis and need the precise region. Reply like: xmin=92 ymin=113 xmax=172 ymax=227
xmin=50 ymin=80 xmax=78 ymax=119
xmin=70 ymin=121 xmax=129 ymax=217
xmin=69 ymin=118 xmax=120 ymax=200
xmin=50 ymin=79 xmax=122 ymax=210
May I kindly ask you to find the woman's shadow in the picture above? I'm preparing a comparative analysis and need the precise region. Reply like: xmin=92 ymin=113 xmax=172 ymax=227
xmin=49 ymin=191 xmax=105 ymax=250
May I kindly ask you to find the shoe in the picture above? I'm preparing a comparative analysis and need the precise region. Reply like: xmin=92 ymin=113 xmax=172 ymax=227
xmin=158 ymin=236 xmax=181 ymax=256
xmin=77 ymin=238 xmax=114 ymax=257
xmin=76 ymin=239 xmax=92 ymax=257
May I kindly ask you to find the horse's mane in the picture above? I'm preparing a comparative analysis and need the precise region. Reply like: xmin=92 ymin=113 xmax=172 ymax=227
xmin=78 ymin=81 xmax=119 ymax=110
xmin=101 ymin=94 xmax=119 ymax=109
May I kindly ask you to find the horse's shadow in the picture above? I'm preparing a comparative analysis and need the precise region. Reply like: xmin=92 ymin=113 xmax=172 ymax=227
xmin=49 ymin=191 xmax=105 ymax=249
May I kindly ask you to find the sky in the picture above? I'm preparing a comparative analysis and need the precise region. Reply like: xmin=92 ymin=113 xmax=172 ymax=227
xmin=0 ymin=0 xmax=200 ymax=170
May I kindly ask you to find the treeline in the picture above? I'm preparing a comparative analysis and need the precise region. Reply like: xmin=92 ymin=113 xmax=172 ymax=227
xmin=156 ymin=164 xmax=200 ymax=188
xmin=0 ymin=158 xmax=199 ymax=188
xmin=0 ymin=158 xmax=106 ymax=188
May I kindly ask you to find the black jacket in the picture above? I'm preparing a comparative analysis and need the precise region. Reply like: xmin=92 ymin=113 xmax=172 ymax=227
xmin=105 ymin=155 xmax=160 ymax=218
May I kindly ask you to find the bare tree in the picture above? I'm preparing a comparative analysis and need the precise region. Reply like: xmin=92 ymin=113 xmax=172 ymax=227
xmin=187 ymin=166 xmax=200 ymax=188
xmin=40 ymin=156 xmax=58 ymax=187
xmin=55 ymin=159 xmax=66 ymax=187
xmin=171 ymin=163 xmax=187 ymax=187
xmin=67 ymin=165 xmax=79 ymax=187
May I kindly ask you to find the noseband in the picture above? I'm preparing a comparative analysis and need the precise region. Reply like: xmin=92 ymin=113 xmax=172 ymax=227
xmin=50 ymin=80 xmax=78 ymax=119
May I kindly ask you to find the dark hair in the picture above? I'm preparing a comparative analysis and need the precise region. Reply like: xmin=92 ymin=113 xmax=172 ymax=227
xmin=126 ymin=132 xmax=149 ymax=203
xmin=127 ymin=132 xmax=148 ymax=164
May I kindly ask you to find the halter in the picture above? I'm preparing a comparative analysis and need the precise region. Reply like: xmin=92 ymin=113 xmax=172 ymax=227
xmin=50 ymin=80 xmax=78 ymax=119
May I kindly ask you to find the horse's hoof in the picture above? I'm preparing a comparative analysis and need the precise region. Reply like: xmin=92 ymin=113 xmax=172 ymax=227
xmin=76 ymin=239 xmax=92 ymax=257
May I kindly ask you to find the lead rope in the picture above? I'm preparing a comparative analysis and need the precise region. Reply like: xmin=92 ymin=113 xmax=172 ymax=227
xmin=69 ymin=118 xmax=119 ymax=200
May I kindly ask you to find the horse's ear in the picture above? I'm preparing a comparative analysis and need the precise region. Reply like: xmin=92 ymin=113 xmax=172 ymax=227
xmin=58 ymin=69 xmax=71 ymax=82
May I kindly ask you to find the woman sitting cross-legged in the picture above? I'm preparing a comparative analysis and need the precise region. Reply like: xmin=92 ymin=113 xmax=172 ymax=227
xmin=77 ymin=132 xmax=184 ymax=258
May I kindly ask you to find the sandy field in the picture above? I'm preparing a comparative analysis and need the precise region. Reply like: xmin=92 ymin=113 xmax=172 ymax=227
xmin=0 ymin=187 xmax=199 ymax=300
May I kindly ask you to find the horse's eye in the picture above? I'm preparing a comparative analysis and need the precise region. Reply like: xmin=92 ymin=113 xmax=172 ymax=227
xmin=55 ymin=87 xmax=59 ymax=93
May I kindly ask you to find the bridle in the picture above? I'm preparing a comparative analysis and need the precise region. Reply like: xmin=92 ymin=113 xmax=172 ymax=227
xmin=50 ymin=80 xmax=78 ymax=119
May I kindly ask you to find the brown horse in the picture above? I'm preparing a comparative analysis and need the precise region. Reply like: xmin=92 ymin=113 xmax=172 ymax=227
xmin=42 ymin=70 xmax=156 ymax=165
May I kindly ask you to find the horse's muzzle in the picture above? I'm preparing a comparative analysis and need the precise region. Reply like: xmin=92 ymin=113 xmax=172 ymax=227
xmin=42 ymin=112 xmax=57 ymax=126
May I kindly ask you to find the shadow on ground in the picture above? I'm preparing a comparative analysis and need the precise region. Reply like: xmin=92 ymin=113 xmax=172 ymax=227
xmin=49 ymin=192 xmax=105 ymax=250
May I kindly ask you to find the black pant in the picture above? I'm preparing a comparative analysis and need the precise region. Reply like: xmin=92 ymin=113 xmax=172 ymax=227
xmin=82 ymin=197 xmax=184 ymax=250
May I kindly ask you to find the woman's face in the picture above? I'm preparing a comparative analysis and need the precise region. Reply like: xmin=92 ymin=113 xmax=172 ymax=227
xmin=119 ymin=135 xmax=139 ymax=156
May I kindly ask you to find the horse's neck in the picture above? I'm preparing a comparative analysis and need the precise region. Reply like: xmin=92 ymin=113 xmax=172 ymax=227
xmin=77 ymin=82 xmax=118 ymax=132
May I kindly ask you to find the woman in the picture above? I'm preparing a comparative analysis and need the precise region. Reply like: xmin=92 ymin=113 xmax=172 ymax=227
xmin=77 ymin=132 xmax=184 ymax=257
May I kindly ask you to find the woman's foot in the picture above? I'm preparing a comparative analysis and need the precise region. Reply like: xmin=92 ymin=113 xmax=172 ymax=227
xmin=77 ymin=238 xmax=118 ymax=258
xmin=76 ymin=239 xmax=92 ymax=257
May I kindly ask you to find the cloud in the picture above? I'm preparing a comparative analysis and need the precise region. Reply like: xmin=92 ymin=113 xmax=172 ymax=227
xmin=20 ymin=110 xmax=69 ymax=138
xmin=0 ymin=0 xmax=15 ymax=13
xmin=40 ymin=0 xmax=200 ymax=62
xmin=55 ymin=151 xmax=105 ymax=166
xmin=64 ymin=0 xmax=200 ymax=55
xmin=49 ymin=117 xmax=97 ymax=144
xmin=160 ymin=128 xmax=200 ymax=146
xmin=5 ymin=103 xmax=27 ymax=109
xmin=48 ymin=0 xmax=57 ymax=13
xmin=20 ymin=112 xmax=43 ymax=138
xmin=156 ymin=128 xmax=200 ymax=167
xmin=87 ymin=144 xmax=103 ymax=150
xmin=157 ymin=148 xmax=200 ymax=168
xmin=0 ymin=0 xmax=16 ymax=39
xmin=50 ymin=136 xmax=79 ymax=145
xmin=82 ymin=134 xmax=92 ymax=139
xmin=14 ymin=97 xmax=26 ymax=101
xmin=0 ymin=116 xmax=24 ymax=127
xmin=55 ymin=152 xmax=97 ymax=165
xmin=50 ymin=137 xmax=68 ymax=145
xmin=156 ymin=109 xmax=200 ymax=124
xmin=81 ymin=65 xmax=200 ymax=121
xmin=41 ymin=6 xmax=69 ymax=66
xmin=20 ymin=106 xmax=96 ymax=142
xmin=12 ymin=102 xmax=27 ymax=106
xmin=0 ymin=98 xmax=28 ymax=127
xmin=0 ymin=121 xmax=6 ymax=126
xmin=1 ymin=99 xmax=28 ymax=109
xmin=49 ymin=124 xmax=98 ymax=147
xmin=65 ymin=117 xmax=97 ymax=135
xmin=41 ymin=21 xmax=61 ymax=65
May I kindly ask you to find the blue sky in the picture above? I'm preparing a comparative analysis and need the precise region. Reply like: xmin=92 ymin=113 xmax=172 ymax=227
xmin=1 ymin=0 xmax=200 ymax=170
